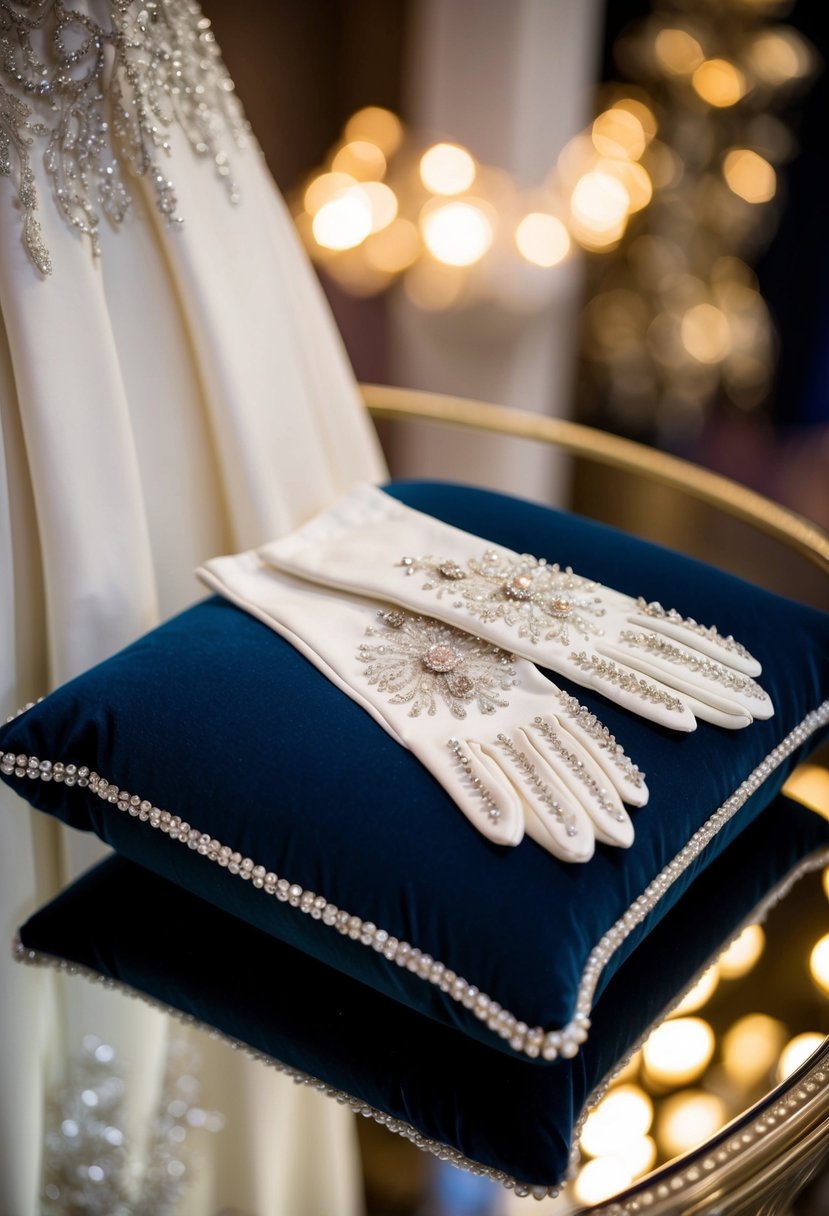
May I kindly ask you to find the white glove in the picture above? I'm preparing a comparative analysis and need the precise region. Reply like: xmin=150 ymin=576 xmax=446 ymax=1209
xmin=258 ymin=484 xmax=774 ymax=732
xmin=197 ymin=552 xmax=649 ymax=864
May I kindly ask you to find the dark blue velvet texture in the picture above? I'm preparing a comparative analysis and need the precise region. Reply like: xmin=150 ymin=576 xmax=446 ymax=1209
xmin=1 ymin=481 xmax=828 ymax=1059
xmin=17 ymin=794 xmax=829 ymax=1188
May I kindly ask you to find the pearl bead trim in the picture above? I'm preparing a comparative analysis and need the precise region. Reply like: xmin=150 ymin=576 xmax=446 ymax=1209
xmin=2 ymin=700 xmax=828 ymax=1065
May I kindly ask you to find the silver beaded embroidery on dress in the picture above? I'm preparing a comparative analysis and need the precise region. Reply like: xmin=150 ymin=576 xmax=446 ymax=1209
xmin=0 ymin=0 xmax=249 ymax=274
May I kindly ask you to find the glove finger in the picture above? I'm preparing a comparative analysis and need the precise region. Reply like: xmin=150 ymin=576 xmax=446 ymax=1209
xmin=486 ymin=728 xmax=595 ymax=861
xmin=626 ymin=602 xmax=762 ymax=677
xmin=564 ymin=650 xmax=698 ymax=732
xmin=598 ymin=641 xmax=768 ymax=727
xmin=433 ymin=737 xmax=525 ymax=848
xmin=541 ymin=689 xmax=649 ymax=808
xmin=528 ymin=717 xmax=635 ymax=848
xmin=610 ymin=631 xmax=773 ymax=720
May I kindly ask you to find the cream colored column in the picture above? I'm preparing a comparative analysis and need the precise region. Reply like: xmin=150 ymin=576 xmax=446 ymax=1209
xmin=389 ymin=0 xmax=601 ymax=504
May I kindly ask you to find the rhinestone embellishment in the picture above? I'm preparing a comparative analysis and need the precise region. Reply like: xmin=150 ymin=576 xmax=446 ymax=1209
xmin=619 ymin=631 xmax=768 ymax=700
xmin=358 ymin=609 xmax=517 ymax=718
xmin=635 ymin=598 xmax=752 ymax=660
xmin=0 ymin=0 xmax=249 ymax=274
xmin=569 ymin=651 xmax=686 ymax=714
xmin=2 ymin=700 xmax=827 ymax=1072
xmin=552 ymin=689 xmax=645 ymax=789
xmin=398 ymin=550 xmax=606 ymax=646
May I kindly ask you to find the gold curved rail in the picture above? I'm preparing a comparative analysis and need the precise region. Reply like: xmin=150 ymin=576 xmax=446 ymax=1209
xmin=361 ymin=383 xmax=829 ymax=575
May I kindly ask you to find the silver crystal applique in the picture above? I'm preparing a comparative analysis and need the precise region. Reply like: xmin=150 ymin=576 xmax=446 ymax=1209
xmin=398 ymin=549 xmax=606 ymax=647
xmin=0 ymin=0 xmax=249 ymax=274
xmin=357 ymin=609 xmax=517 ymax=718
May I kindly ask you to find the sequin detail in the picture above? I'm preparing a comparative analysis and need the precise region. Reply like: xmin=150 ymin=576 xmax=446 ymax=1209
xmin=357 ymin=609 xmax=517 ymax=718
xmin=0 ymin=0 xmax=249 ymax=273
xmin=398 ymin=549 xmax=606 ymax=647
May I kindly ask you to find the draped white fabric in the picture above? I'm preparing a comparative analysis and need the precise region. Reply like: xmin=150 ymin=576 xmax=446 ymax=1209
xmin=0 ymin=6 xmax=385 ymax=1209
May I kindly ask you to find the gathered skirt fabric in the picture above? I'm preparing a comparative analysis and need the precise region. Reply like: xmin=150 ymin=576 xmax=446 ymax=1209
xmin=0 ymin=58 xmax=384 ymax=1215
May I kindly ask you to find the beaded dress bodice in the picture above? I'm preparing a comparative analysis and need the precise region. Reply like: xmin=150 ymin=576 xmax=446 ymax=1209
xmin=0 ymin=0 xmax=248 ymax=274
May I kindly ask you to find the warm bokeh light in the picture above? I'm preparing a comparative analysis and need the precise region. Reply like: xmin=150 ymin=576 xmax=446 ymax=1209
xmin=658 ymin=1091 xmax=727 ymax=1159
xmin=580 ymin=1085 xmax=654 ymax=1158
xmin=592 ymin=107 xmax=647 ymax=161
xmin=359 ymin=181 xmax=398 ymax=233
xmin=312 ymin=188 xmax=373 ymax=251
xmin=722 ymin=1014 xmax=788 ymax=1087
xmin=642 ymin=1018 xmax=715 ymax=1087
xmin=363 ymin=217 xmax=420 ymax=273
xmin=810 ymin=934 xmax=829 ymax=996
xmin=421 ymin=200 xmax=493 ymax=266
xmin=598 ymin=159 xmax=653 ymax=213
xmin=574 ymin=1157 xmax=635 ymax=1206
xmin=672 ymin=965 xmax=720 ymax=1016
xmin=654 ymin=28 xmax=705 ymax=76
xmin=419 ymin=143 xmax=477 ymax=195
xmin=331 ymin=140 xmax=387 ymax=182
xmin=777 ymin=1033 xmax=825 ymax=1082
xmin=723 ymin=149 xmax=777 ymax=204
xmin=570 ymin=172 xmax=630 ymax=247
xmin=615 ymin=98 xmax=658 ymax=145
xmin=692 ymin=58 xmax=748 ymax=108
xmin=681 ymin=302 xmax=732 ymax=363
xmin=304 ymin=171 xmax=356 ymax=216
xmin=783 ymin=765 xmax=829 ymax=821
xmin=515 ymin=212 xmax=570 ymax=267
xmin=344 ymin=106 xmax=403 ymax=157
xmin=747 ymin=30 xmax=812 ymax=85
xmin=719 ymin=925 xmax=765 ymax=979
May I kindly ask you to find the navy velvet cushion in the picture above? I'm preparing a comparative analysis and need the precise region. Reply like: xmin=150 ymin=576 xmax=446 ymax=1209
xmin=16 ymin=793 xmax=829 ymax=1192
xmin=1 ymin=481 xmax=828 ymax=1065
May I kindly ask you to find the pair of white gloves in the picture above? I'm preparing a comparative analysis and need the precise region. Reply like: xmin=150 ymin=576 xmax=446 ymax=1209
xmin=198 ymin=484 xmax=772 ymax=864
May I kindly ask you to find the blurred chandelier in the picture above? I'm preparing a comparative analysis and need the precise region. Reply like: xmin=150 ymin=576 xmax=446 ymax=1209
xmin=292 ymin=0 xmax=814 ymax=432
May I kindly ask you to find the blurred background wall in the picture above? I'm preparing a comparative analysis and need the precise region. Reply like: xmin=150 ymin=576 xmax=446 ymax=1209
xmin=203 ymin=0 xmax=828 ymax=584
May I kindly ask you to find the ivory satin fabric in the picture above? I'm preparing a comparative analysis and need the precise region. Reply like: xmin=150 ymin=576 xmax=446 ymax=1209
xmin=0 ymin=25 xmax=385 ymax=1212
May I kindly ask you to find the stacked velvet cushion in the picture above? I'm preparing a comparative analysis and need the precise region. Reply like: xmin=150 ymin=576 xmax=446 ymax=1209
xmin=16 ymin=792 xmax=829 ymax=1190
xmin=1 ymin=481 xmax=828 ymax=1080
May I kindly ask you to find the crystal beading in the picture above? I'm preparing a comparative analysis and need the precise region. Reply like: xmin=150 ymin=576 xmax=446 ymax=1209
xmin=2 ymin=698 xmax=827 ymax=1065
xmin=496 ymin=733 xmax=579 ymax=837
xmin=397 ymin=549 xmax=606 ymax=646
xmin=569 ymin=651 xmax=686 ymax=714
xmin=0 ymin=0 xmax=249 ymax=274
xmin=619 ymin=631 xmax=767 ymax=700
xmin=551 ymin=689 xmax=645 ymax=789
xmin=635 ymin=597 xmax=752 ymax=660
xmin=532 ymin=717 xmax=626 ymax=823
xmin=446 ymin=738 xmax=501 ymax=822
xmin=358 ymin=608 xmax=517 ymax=718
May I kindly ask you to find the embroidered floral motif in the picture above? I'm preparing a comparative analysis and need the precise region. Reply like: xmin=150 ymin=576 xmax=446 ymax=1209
xmin=0 ymin=0 xmax=249 ymax=273
xmin=357 ymin=609 xmax=517 ymax=718
xmin=398 ymin=550 xmax=606 ymax=647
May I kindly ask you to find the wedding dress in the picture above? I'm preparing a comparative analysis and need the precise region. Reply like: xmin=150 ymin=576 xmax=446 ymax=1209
xmin=0 ymin=2 xmax=385 ymax=1211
